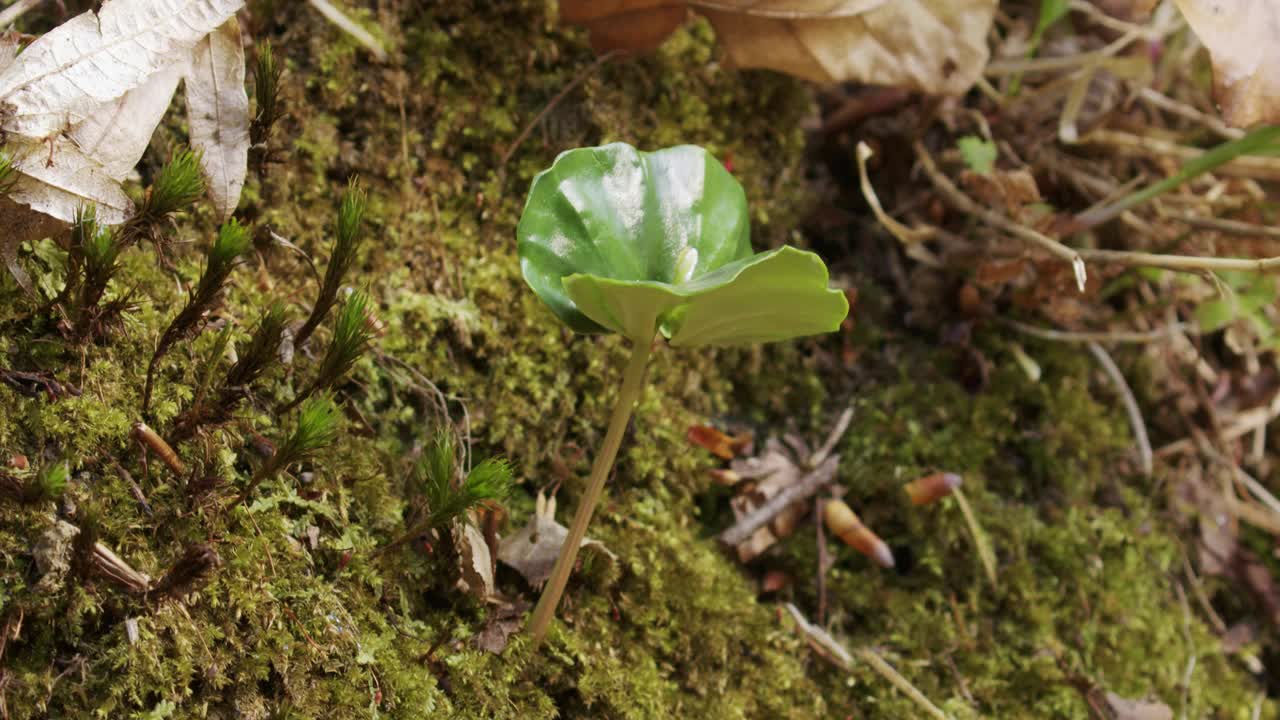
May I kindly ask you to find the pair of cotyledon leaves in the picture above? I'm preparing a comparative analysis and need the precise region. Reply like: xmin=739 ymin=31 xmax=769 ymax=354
xmin=518 ymin=143 xmax=847 ymax=347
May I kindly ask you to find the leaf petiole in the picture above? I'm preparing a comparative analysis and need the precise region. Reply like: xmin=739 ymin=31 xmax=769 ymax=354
xmin=527 ymin=335 xmax=654 ymax=644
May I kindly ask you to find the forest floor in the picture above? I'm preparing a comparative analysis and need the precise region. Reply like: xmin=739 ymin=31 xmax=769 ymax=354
xmin=0 ymin=1 xmax=1276 ymax=718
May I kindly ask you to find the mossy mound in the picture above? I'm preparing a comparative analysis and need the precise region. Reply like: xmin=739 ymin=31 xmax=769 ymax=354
xmin=0 ymin=1 xmax=1269 ymax=718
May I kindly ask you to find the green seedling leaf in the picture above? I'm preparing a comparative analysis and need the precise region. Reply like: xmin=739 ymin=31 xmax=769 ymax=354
xmin=957 ymin=136 xmax=997 ymax=176
xmin=518 ymin=143 xmax=847 ymax=345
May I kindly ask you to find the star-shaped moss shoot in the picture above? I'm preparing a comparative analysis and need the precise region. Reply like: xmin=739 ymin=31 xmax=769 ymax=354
xmin=517 ymin=142 xmax=848 ymax=644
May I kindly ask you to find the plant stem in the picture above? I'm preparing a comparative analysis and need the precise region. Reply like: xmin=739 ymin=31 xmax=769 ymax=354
xmin=528 ymin=337 xmax=653 ymax=645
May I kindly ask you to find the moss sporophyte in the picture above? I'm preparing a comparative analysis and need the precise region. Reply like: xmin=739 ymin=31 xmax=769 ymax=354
xmin=516 ymin=142 xmax=849 ymax=644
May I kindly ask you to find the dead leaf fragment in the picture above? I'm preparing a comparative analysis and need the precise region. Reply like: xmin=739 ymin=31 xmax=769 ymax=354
xmin=457 ymin=522 xmax=495 ymax=598
xmin=0 ymin=0 xmax=245 ymax=140
xmin=1098 ymin=692 xmax=1173 ymax=720
xmin=1174 ymin=0 xmax=1280 ymax=126
xmin=7 ymin=138 xmax=134 ymax=224
xmin=562 ymin=0 xmax=997 ymax=94
xmin=185 ymin=16 xmax=249 ymax=219
xmin=474 ymin=598 xmax=530 ymax=654
xmin=70 ymin=65 xmax=183 ymax=181
xmin=498 ymin=492 xmax=614 ymax=587
xmin=687 ymin=424 xmax=752 ymax=460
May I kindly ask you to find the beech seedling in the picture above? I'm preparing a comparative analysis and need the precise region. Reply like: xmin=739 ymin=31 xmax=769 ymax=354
xmin=517 ymin=142 xmax=849 ymax=644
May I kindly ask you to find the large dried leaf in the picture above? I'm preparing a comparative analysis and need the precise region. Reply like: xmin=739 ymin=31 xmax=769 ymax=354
xmin=561 ymin=0 xmax=997 ymax=94
xmin=8 ymin=138 xmax=134 ymax=224
xmin=69 ymin=65 xmax=182 ymax=181
xmin=185 ymin=16 xmax=249 ymax=219
xmin=0 ymin=0 xmax=244 ymax=140
xmin=1174 ymin=0 xmax=1280 ymax=126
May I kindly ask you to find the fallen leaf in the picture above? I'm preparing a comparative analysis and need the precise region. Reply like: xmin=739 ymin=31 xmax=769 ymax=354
xmin=1174 ymin=0 xmax=1280 ymax=126
xmin=185 ymin=16 xmax=249 ymax=219
xmin=562 ymin=0 xmax=998 ymax=94
xmin=687 ymin=424 xmax=752 ymax=459
xmin=70 ymin=65 xmax=183 ymax=181
xmin=0 ymin=0 xmax=244 ymax=140
xmin=456 ymin=521 xmax=495 ymax=598
xmin=498 ymin=492 xmax=613 ymax=587
xmin=8 ymin=138 xmax=134 ymax=224
xmin=1099 ymin=692 xmax=1173 ymax=720
xmin=474 ymin=598 xmax=530 ymax=654
xmin=561 ymin=0 xmax=688 ymax=51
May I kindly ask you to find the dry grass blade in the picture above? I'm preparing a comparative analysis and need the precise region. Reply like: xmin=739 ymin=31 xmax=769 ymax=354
xmin=1087 ymin=342 xmax=1153 ymax=477
xmin=307 ymin=0 xmax=388 ymax=62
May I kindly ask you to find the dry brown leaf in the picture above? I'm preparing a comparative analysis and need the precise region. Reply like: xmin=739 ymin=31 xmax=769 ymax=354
xmin=562 ymin=0 xmax=997 ymax=94
xmin=561 ymin=0 xmax=688 ymax=51
xmin=185 ymin=16 xmax=249 ymax=219
xmin=473 ymin=598 xmax=530 ymax=654
xmin=456 ymin=522 xmax=495 ymax=598
xmin=0 ymin=0 xmax=245 ymax=140
xmin=1174 ymin=0 xmax=1280 ymax=127
xmin=498 ymin=492 xmax=613 ymax=587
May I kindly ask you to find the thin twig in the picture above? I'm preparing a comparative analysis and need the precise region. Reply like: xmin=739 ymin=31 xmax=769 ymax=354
xmin=1087 ymin=341 xmax=1153 ymax=476
xmin=1074 ymin=129 xmax=1280 ymax=182
xmin=307 ymin=0 xmax=388 ymax=61
xmin=855 ymin=647 xmax=951 ymax=720
xmin=913 ymin=141 xmax=1087 ymax=292
xmin=1136 ymin=87 xmax=1244 ymax=141
xmin=499 ymin=50 xmax=625 ymax=170
xmin=1171 ymin=212 xmax=1280 ymax=240
xmin=718 ymin=455 xmax=840 ymax=548
xmin=952 ymin=488 xmax=997 ymax=588
xmin=0 ymin=0 xmax=41 ymax=29
xmin=1003 ymin=318 xmax=1190 ymax=344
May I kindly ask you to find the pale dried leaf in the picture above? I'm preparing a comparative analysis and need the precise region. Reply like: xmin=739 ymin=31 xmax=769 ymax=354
xmin=562 ymin=0 xmax=996 ymax=94
xmin=185 ymin=16 xmax=249 ymax=219
xmin=498 ymin=492 xmax=613 ymax=587
xmin=1174 ymin=0 xmax=1280 ymax=126
xmin=0 ymin=196 xmax=68 ymax=295
xmin=1102 ymin=692 xmax=1173 ymax=720
xmin=457 ymin=522 xmax=495 ymax=598
xmin=70 ymin=65 xmax=182 ymax=181
xmin=8 ymin=138 xmax=134 ymax=224
xmin=0 ymin=34 xmax=19 ymax=74
xmin=0 ymin=0 xmax=244 ymax=139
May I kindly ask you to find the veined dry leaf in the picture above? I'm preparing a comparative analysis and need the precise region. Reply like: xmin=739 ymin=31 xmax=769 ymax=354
xmin=0 ymin=0 xmax=244 ymax=140
xmin=8 ymin=138 xmax=134 ymax=224
xmin=70 ymin=65 xmax=183 ymax=181
xmin=1174 ymin=0 xmax=1280 ymax=127
xmin=561 ymin=0 xmax=996 ymax=94
xmin=185 ymin=17 xmax=249 ymax=219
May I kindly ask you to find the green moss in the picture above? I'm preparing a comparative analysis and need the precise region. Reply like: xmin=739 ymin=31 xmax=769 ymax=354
xmin=0 ymin=0 xmax=1268 ymax=718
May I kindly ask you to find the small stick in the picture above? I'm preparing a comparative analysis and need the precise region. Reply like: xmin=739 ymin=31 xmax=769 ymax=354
xmin=1087 ymin=342 xmax=1153 ymax=477
xmin=783 ymin=604 xmax=951 ymax=720
xmin=952 ymin=487 xmax=997 ymax=588
xmin=916 ymin=140 xmax=1280 ymax=279
xmin=132 ymin=422 xmax=184 ymax=476
xmin=718 ymin=455 xmax=840 ymax=548
xmin=1003 ymin=319 xmax=1190 ymax=344
xmin=913 ymin=141 xmax=1087 ymax=292
xmin=0 ymin=0 xmax=41 ymax=29
xmin=307 ymin=0 xmax=388 ymax=61
xmin=855 ymin=647 xmax=951 ymax=720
